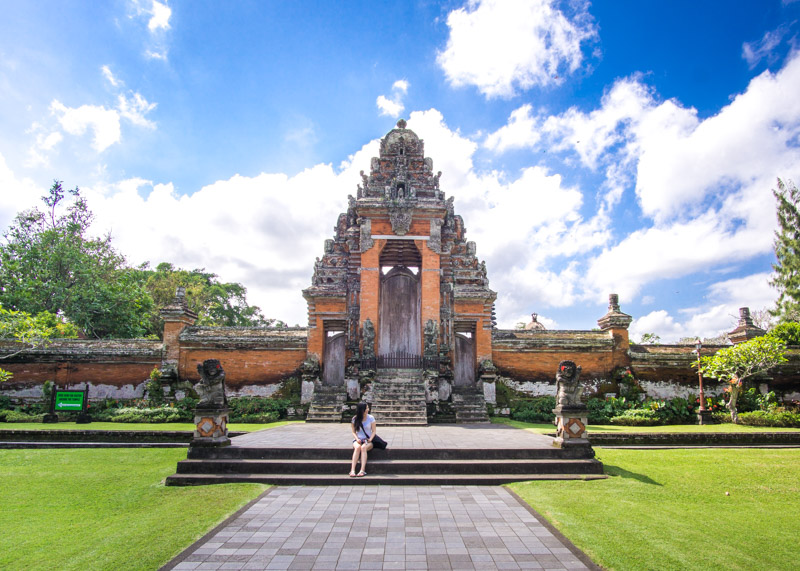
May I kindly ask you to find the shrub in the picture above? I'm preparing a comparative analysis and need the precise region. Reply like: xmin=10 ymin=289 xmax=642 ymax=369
xmin=234 ymin=412 xmax=280 ymax=424
xmin=736 ymin=410 xmax=800 ymax=428
xmin=0 ymin=410 xmax=44 ymax=422
xmin=107 ymin=406 xmax=189 ymax=423
xmin=587 ymin=396 xmax=635 ymax=424
xmin=646 ymin=397 xmax=695 ymax=424
xmin=145 ymin=367 xmax=165 ymax=406
xmin=0 ymin=395 xmax=12 ymax=410
xmin=270 ymin=376 xmax=301 ymax=402
xmin=609 ymin=409 xmax=662 ymax=426
xmin=227 ymin=397 xmax=292 ymax=421
xmin=509 ymin=396 xmax=556 ymax=423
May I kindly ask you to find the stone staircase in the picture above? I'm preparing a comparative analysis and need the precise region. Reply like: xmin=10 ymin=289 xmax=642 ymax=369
xmin=370 ymin=369 xmax=427 ymax=426
xmin=166 ymin=443 xmax=605 ymax=486
xmin=453 ymin=386 xmax=489 ymax=423
xmin=306 ymin=385 xmax=346 ymax=423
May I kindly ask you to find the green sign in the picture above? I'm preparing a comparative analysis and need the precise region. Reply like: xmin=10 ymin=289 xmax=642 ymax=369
xmin=54 ymin=391 xmax=85 ymax=411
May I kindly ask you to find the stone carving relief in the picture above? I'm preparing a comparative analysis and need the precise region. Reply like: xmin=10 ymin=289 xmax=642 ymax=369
xmin=423 ymin=319 xmax=439 ymax=358
xmin=388 ymin=200 xmax=413 ymax=235
xmin=361 ymin=318 xmax=376 ymax=360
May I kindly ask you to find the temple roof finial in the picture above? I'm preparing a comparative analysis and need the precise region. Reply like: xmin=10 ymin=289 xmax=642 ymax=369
xmin=396 ymin=119 xmax=407 ymax=129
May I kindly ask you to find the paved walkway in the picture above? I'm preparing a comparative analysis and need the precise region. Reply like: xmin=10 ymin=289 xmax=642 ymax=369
xmin=231 ymin=422 xmax=555 ymax=450
xmin=164 ymin=485 xmax=597 ymax=571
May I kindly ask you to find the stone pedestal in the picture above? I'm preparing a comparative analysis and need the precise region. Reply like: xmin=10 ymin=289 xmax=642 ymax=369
xmin=553 ymin=404 xmax=590 ymax=448
xmin=697 ymin=409 xmax=716 ymax=425
xmin=193 ymin=408 xmax=231 ymax=447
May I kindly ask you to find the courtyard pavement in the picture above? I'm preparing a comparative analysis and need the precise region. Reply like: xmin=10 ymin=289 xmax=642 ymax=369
xmin=162 ymin=424 xmax=599 ymax=570
xmin=162 ymin=485 xmax=598 ymax=571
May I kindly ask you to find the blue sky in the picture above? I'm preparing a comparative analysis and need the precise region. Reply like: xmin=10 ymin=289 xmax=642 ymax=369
xmin=1 ymin=0 xmax=799 ymax=340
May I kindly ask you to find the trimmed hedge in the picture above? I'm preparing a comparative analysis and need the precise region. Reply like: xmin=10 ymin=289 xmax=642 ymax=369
xmin=736 ymin=410 xmax=800 ymax=428
xmin=609 ymin=409 xmax=661 ymax=426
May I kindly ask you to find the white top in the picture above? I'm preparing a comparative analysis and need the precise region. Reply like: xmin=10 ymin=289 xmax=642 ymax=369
xmin=352 ymin=414 xmax=375 ymax=440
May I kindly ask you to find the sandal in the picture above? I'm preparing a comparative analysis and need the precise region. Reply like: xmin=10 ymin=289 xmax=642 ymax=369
xmin=357 ymin=471 xmax=367 ymax=477
xmin=349 ymin=471 xmax=356 ymax=477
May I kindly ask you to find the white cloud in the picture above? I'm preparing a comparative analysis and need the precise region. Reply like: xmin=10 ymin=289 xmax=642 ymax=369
xmin=742 ymin=26 xmax=788 ymax=68
xmin=437 ymin=0 xmax=597 ymax=98
xmin=0 ymin=153 xmax=41 ymax=230
xmin=50 ymin=100 xmax=122 ymax=152
xmin=629 ymin=273 xmax=776 ymax=342
xmin=101 ymin=65 xmax=122 ymax=87
xmin=484 ymin=104 xmax=540 ymax=152
xmin=117 ymin=92 xmax=157 ymax=128
xmin=148 ymin=1 xmax=172 ymax=32
xmin=129 ymin=0 xmax=172 ymax=60
xmin=376 ymin=80 xmax=410 ymax=118
xmin=145 ymin=50 xmax=168 ymax=61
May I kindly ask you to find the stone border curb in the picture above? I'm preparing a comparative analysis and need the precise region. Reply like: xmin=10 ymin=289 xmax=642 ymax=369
xmin=158 ymin=487 xmax=274 ymax=571
xmin=505 ymin=487 xmax=604 ymax=570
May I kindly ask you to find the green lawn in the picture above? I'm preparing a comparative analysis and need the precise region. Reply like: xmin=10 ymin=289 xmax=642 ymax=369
xmin=491 ymin=416 xmax=800 ymax=433
xmin=510 ymin=448 xmax=800 ymax=571
xmin=0 ymin=420 xmax=296 ymax=432
xmin=0 ymin=448 xmax=267 ymax=571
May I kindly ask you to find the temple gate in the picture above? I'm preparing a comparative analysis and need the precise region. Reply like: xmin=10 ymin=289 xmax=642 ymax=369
xmin=303 ymin=120 xmax=496 ymax=422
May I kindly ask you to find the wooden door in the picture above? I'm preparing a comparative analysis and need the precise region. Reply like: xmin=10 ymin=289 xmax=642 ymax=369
xmin=322 ymin=332 xmax=345 ymax=386
xmin=378 ymin=267 xmax=421 ymax=356
xmin=454 ymin=332 xmax=475 ymax=386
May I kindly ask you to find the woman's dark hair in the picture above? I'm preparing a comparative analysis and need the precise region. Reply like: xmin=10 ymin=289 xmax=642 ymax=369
xmin=353 ymin=402 xmax=368 ymax=436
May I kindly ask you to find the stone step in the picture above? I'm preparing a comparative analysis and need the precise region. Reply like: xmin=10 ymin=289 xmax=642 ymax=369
xmin=174 ymin=458 xmax=603 ymax=476
xmin=166 ymin=472 xmax=606 ymax=486
xmin=188 ymin=446 xmax=596 ymax=461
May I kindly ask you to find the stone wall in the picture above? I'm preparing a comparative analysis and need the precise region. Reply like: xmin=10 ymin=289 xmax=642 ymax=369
xmin=491 ymin=329 xmax=618 ymax=383
xmin=0 ymin=339 xmax=163 ymax=399
xmin=177 ymin=326 xmax=308 ymax=394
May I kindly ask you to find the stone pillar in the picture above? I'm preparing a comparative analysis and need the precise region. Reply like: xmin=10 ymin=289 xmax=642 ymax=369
xmin=553 ymin=404 xmax=590 ymax=448
xmin=192 ymin=359 xmax=230 ymax=447
xmin=479 ymin=360 xmax=497 ymax=405
xmin=597 ymin=293 xmax=633 ymax=369
xmin=193 ymin=408 xmax=230 ymax=446
xmin=159 ymin=287 xmax=197 ymax=370
xmin=728 ymin=307 xmax=766 ymax=344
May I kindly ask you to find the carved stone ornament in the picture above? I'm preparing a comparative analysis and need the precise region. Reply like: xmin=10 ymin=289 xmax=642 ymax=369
xmin=423 ymin=319 xmax=439 ymax=358
xmin=196 ymin=359 xmax=227 ymax=408
xmin=361 ymin=318 xmax=376 ymax=360
xmin=555 ymin=360 xmax=583 ymax=407
xmin=389 ymin=203 xmax=414 ymax=235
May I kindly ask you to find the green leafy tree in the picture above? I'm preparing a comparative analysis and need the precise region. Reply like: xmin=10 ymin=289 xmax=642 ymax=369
xmin=0 ymin=304 xmax=79 ymax=381
xmin=138 ymin=263 xmax=280 ymax=337
xmin=696 ymin=336 xmax=787 ymax=423
xmin=767 ymin=322 xmax=800 ymax=346
xmin=639 ymin=332 xmax=661 ymax=345
xmin=771 ymin=178 xmax=800 ymax=321
xmin=0 ymin=181 xmax=153 ymax=338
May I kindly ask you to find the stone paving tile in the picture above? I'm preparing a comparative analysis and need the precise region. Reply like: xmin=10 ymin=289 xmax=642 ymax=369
xmin=164 ymin=486 xmax=598 ymax=571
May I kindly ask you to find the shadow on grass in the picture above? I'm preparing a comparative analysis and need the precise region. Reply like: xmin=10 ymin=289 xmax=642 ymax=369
xmin=604 ymin=464 xmax=662 ymax=486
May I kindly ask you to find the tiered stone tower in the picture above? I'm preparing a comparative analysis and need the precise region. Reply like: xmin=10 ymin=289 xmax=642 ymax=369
xmin=303 ymin=120 xmax=495 ymax=421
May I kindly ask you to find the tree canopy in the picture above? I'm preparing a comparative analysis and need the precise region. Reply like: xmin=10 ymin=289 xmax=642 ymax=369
xmin=771 ymin=178 xmax=800 ymax=321
xmin=0 ymin=182 xmax=153 ymax=338
xmin=138 ymin=263 xmax=280 ymax=337
xmin=696 ymin=335 xmax=787 ymax=422
xmin=0 ymin=181 xmax=278 ymax=339
xmin=0 ymin=304 xmax=79 ymax=381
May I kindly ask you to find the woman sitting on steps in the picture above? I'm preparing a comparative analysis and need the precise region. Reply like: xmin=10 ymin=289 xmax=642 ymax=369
xmin=350 ymin=402 xmax=376 ymax=477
